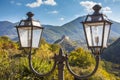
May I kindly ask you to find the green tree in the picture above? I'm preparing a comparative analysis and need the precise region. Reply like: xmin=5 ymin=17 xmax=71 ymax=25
xmin=69 ymin=48 xmax=94 ymax=67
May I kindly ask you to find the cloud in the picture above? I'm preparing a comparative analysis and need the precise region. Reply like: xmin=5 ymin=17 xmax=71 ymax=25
xmin=10 ymin=1 xmax=22 ymax=6
xmin=113 ymin=0 xmax=115 ymax=2
xmin=26 ymin=0 xmax=43 ymax=8
xmin=10 ymin=1 xmax=14 ymax=4
xmin=112 ymin=0 xmax=120 ymax=2
xmin=104 ymin=0 xmax=120 ymax=2
xmin=48 ymin=10 xmax=58 ymax=14
xmin=26 ymin=0 xmax=57 ymax=8
xmin=80 ymin=1 xmax=112 ymax=13
xmin=60 ymin=18 xmax=64 ymax=21
xmin=16 ymin=3 xmax=22 ymax=6
xmin=80 ymin=1 xmax=101 ymax=12
xmin=102 ymin=7 xmax=112 ymax=13
xmin=44 ymin=0 xmax=57 ymax=6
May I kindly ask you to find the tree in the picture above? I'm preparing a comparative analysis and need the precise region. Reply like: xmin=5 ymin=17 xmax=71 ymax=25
xmin=69 ymin=48 xmax=94 ymax=67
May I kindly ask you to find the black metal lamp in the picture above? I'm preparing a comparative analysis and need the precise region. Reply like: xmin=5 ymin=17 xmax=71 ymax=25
xmin=81 ymin=5 xmax=112 ymax=54
xmin=16 ymin=12 xmax=44 ymax=48
xmin=16 ymin=5 xmax=112 ymax=80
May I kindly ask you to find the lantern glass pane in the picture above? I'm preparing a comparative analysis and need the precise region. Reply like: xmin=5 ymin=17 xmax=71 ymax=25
xmin=86 ymin=15 xmax=102 ymax=22
xmin=32 ymin=27 xmax=42 ymax=48
xmin=91 ymin=25 xmax=103 ymax=46
xmin=32 ymin=20 xmax=41 ymax=27
xmin=18 ymin=27 xmax=32 ymax=47
xmin=85 ymin=22 xmax=104 ymax=47
xmin=84 ymin=25 xmax=92 ymax=46
xmin=103 ymin=22 xmax=111 ymax=47
xmin=21 ymin=20 xmax=31 ymax=26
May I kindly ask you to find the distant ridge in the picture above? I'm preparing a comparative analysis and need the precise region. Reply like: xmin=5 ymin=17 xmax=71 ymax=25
xmin=54 ymin=35 xmax=77 ymax=52
xmin=0 ymin=16 xmax=120 ymax=43
xmin=54 ymin=35 xmax=70 ymax=44
xmin=102 ymin=38 xmax=120 ymax=64
xmin=0 ymin=21 xmax=16 ymax=39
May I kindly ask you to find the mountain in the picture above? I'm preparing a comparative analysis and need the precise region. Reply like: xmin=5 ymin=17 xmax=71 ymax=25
xmin=109 ymin=20 xmax=120 ymax=39
xmin=0 ymin=16 xmax=120 ymax=43
xmin=102 ymin=38 xmax=120 ymax=64
xmin=43 ymin=16 xmax=120 ymax=43
xmin=0 ymin=21 xmax=17 ymax=39
xmin=54 ymin=35 xmax=78 ymax=52
xmin=0 ymin=16 xmax=120 ymax=64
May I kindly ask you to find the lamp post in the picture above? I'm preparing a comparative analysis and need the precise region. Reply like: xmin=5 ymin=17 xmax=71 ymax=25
xmin=16 ymin=4 xmax=112 ymax=80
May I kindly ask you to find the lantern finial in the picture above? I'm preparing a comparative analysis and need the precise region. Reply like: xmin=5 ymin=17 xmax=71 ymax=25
xmin=93 ymin=4 xmax=101 ymax=15
xmin=26 ymin=12 xmax=34 ymax=20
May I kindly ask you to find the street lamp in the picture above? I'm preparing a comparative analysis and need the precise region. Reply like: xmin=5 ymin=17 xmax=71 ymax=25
xmin=16 ymin=4 xmax=112 ymax=80
xmin=16 ymin=12 xmax=44 ymax=49
xmin=81 ymin=4 xmax=112 ymax=54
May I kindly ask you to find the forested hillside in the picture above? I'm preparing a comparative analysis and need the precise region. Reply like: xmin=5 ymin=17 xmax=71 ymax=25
xmin=102 ymin=38 xmax=120 ymax=64
xmin=0 ymin=36 xmax=119 ymax=80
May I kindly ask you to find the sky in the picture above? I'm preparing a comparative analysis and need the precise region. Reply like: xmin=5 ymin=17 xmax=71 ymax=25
xmin=0 ymin=0 xmax=120 ymax=26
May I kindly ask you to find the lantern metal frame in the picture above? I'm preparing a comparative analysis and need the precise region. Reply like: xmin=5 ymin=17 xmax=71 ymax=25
xmin=16 ymin=4 xmax=112 ymax=80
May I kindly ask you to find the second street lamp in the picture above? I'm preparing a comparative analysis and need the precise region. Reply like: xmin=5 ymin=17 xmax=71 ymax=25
xmin=16 ymin=4 xmax=112 ymax=80
xmin=81 ymin=4 xmax=112 ymax=54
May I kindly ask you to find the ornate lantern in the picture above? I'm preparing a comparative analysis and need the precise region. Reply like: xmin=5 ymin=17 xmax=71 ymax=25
xmin=16 ymin=12 xmax=44 ymax=48
xmin=82 ymin=5 xmax=112 ymax=53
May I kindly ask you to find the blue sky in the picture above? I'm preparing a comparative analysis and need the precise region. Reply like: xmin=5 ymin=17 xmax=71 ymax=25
xmin=0 ymin=0 xmax=120 ymax=26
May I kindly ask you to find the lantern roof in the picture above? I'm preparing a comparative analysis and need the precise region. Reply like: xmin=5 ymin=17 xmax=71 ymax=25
xmin=82 ymin=4 xmax=112 ymax=24
xmin=16 ymin=12 xmax=43 ymax=29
